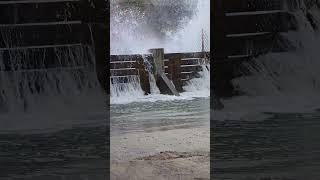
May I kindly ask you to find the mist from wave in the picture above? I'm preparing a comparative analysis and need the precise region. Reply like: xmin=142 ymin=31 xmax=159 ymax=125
xmin=110 ymin=0 xmax=210 ymax=104
xmin=110 ymin=0 xmax=210 ymax=54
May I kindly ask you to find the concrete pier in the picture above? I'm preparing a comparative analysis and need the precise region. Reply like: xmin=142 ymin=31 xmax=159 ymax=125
xmin=149 ymin=48 xmax=165 ymax=75
xmin=149 ymin=48 xmax=179 ymax=96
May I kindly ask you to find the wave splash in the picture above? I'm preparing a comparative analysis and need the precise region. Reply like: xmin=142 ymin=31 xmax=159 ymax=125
xmin=216 ymin=2 xmax=320 ymax=119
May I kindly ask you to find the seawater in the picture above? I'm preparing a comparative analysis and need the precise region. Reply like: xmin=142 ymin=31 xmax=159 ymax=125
xmin=212 ymin=112 xmax=320 ymax=180
xmin=212 ymin=2 xmax=320 ymax=179
xmin=110 ymin=0 xmax=210 ymax=163
xmin=111 ymin=64 xmax=210 ymax=134
xmin=111 ymin=97 xmax=209 ymax=136
xmin=0 ymin=46 xmax=107 ymax=179
xmin=111 ymin=64 xmax=210 ymax=161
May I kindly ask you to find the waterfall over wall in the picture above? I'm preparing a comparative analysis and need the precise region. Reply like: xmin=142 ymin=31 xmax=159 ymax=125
xmin=211 ymin=0 xmax=320 ymax=116
xmin=110 ymin=64 xmax=210 ymax=104
xmin=110 ymin=0 xmax=210 ymax=104
xmin=0 ymin=45 xmax=102 ymax=112
xmin=233 ymin=1 xmax=320 ymax=97
xmin=0 ymin=42 xmax=106 ymax=131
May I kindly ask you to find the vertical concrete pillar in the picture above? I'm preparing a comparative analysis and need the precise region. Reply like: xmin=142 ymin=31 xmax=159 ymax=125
xmin=149 ymin=48 xmax=179 ymax=96
xmin=149 ymin=48 xmax=165 ymax=75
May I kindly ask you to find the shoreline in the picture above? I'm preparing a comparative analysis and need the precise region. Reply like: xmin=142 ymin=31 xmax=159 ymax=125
xmin=111 ymin=127 xmax=209 ymax=179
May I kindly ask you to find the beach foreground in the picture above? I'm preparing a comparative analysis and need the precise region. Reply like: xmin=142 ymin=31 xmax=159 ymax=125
xmin=111 ymin=127 xmax=209 ymax=180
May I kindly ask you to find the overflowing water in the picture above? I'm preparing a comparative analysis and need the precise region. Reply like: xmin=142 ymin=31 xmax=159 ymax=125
xmin=110 ymin=0 xmax=210 ymax=171
xmin=0 ymin=45 xmax=106 ymax=132
xmin=0 ymin=32 xmax=106 ymax=179
xmin=215 ymin=1 xmax=320 ymax=118
xmin=213 ymin=2 xmax=320 ymax=179
xmin=110 ymin=0 xmax=210 ymax=54
xmin=110 ymin=0 xmax=210 ymax=104
xmin=111 ymin=64 xmax=209 ymax=104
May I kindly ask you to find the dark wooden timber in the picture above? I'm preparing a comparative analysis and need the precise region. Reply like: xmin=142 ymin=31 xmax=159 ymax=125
xmin=220 ymin=0 xmax=284 ymax=12
xmin=164 ymin=52 xmax=207 ymax=59
xmin=110 ymin=51 xmax=208 ymax=95
xmin=167 ymin=58 xmax=182 ymax=92
xmin=0 ymin=1 xmax=81 ymax=24
xmin=212 ymin=0 xmax=294 ymax=97
xmin=0 ymin=24 xmax=91 ymax=48
xmin=136 ymin=58 xmax=151 ymax=95
xmin=81 ymin=0 xmax=109 ymax=93
xmin=110 ymin=54 xmax=153 ymax=62
xmin=0 ymin=0 xmax=109 ymax=93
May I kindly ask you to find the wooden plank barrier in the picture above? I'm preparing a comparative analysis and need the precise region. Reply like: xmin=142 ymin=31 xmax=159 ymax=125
xmin=136 ymin=58 xmax=151 ymax=95
xmin=212 ymin=0 xmax=295 ymax=97
xmin=110 ymin=50 xmax=209 ymax=95
xmin=0 ymin=0 xmax=109 ymax=92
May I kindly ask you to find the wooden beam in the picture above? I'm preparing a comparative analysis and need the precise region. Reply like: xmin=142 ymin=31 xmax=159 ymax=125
xmin=0 ymin=66 xmax=87 ymax=72
xmin=226 ymin=32 xmax=271 ymax=38
xmin=135 ymin=59 xmax=150 ymax=95
xmin=0 ymin=43 xmax=83 ymax=51
xmin=0 ymin=0 xmax=79 ymax=4
xmin=226 ymin=10 xmax=284 ymax=16
xmin=0 ymin=21 xmax=82 ymax=27
xmin=219 ymin=0 xmax=283 ymax=13
xmin=167 ymin=57 xmax=182 ymax=92
xmin=0 ymin=24 xmax=90 ymax=48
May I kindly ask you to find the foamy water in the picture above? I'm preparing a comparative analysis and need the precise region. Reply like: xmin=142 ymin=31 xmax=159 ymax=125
xmin=0 ymin=45 xmax=106 ymax=132
xmin=214 ymin=2 xmax=320 ymax=119
xmin=0 ymin=16 xmax=107 ymax=180
xmin=111 ymin=0 xmax=210 ymax=54
xmin=111 ymin=64 xmax=210 ymax=104
xmin=110 ymin=0 xmax=210 ymax=104
xmin=110 ymin=0 xmax=210 ymax=167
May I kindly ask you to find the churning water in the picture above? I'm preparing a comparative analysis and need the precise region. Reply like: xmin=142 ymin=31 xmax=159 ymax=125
xmin=0 ymin=36 xmax=107 ymax=179
xmin=110 ymin=0 xmax=210 ymax=104
xmin=0 ymin=45 xmax=106 ymax=132
xmin=216 ymin=1 xmax=320 ymax=117
xmin=111 ymin=64 xmax=210 ymax=104
xmin=110 ymin=0 xmax=210 ymax=54
xmin=110 ymin=0 xmax=210 ymax=165
xmin=213 ymin=1 xmax=320 ymax=179
xmin=110 ymin=0 xmax=210 ymax=103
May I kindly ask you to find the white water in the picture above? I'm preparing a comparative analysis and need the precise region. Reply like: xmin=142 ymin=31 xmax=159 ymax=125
xmin=110 ymin=0 xmax=210 ymax=54
xmin=214 ymin=2 xmax=320 ymax=120
xmin=111 ymin=64 xmax=210 ymax=104
xmin=110 ymin=0 xmax=210 ymax=104
xmin=163 ymin=0 xmax=210 ymax=53
xmin=0 ymin=45 xmax=106 ymax=132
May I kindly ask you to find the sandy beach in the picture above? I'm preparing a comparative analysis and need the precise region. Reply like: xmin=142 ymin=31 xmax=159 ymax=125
xmin=110 ymin=127 xmax=210 ymax=180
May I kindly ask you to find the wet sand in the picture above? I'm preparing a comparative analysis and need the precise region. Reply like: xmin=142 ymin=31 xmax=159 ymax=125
xmin=110 ymin=127 xmax=209 ymax=180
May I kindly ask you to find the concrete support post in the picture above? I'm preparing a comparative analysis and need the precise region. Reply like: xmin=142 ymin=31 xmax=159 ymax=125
xmin=149 ymin=48 xmax=179 ymax=96
xmin=149 ymin=48 xmax=165 ymax=75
